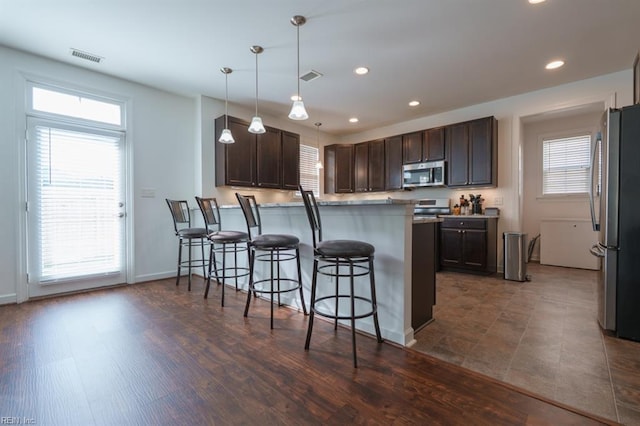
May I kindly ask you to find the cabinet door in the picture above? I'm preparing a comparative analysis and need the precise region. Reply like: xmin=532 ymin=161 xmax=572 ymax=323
xmin=256 ymin=127 xmax=282 ymax=188
xmin=335 ymin=144 xmax=354 ymax=193
xmin=468 ymin=117 xmax=494 ymax=186
xmin=385 ymin=135 xmax=403 ymax=190
xmin=354 ymin=142 xmax=369 ymax=192
xmin=440 ymin=228 xmax=463 ymax=267
xmin=424 ymin=127 xmax=445 ymax=161
xmin=368 ymin=139 xmax=385 ymax=191
xmin=403 ymin=131 xmax=423 ymax=164
xmin=446 ymin=123 xmax=469 ymax=187
xmin=219 ymin=116 xmax=256 ymax=187
xmin=462 ymin=230 xmax=487 ymax=270
xmin=281 ymin=131 xmax=299 ymax=190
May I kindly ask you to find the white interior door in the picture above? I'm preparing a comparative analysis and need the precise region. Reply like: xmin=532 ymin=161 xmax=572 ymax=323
xmin=26 ymin=117 xmax=127 ymax=298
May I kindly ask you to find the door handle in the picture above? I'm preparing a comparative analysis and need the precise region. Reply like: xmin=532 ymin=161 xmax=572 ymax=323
xmin=589 ymin=243 xmax=604 ymax=258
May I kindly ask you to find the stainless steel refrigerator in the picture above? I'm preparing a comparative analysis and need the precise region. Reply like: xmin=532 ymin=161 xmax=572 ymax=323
xmin=589 ymin=104 xmax=640 ymax=340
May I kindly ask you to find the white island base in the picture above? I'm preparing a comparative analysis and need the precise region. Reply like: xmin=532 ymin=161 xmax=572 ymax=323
xmin=219 ymin=199 xmax=437 ymax=347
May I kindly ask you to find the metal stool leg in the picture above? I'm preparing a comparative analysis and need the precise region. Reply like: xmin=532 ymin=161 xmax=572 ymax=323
xmin=334 ymin=259 xmax=339 ymax=330
xmin=221 ymin=244 xmax=227 ymax=307
xmin=175 ymin=239 xmax=183 ymax=287
xmin=350 ymin=260 xmax=358 ymax=368
xmin=244 ymin=249 xmax=256 ymax=317
xmin=369 ymin=257 xmax=383 ymax=343
xmin=305 ymin=258 xmax=319 ymax=350
xmin=296 ymin=248 xmax=307 ymax=315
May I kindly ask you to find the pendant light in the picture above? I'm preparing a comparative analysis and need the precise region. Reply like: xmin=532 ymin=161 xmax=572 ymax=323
xmin=219 ymin=67 xmax=235 ymax=144
xmin=248 ymin=45 xmax=266 ymax=134
xmin=288 ymin=15 xmax=309 ymax=120
xmin=314 ymin=122 xmax=323 ymax=169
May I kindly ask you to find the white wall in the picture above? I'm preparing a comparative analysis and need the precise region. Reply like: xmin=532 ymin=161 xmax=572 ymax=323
xmin=0 ymin=45 xmax=196 ymax=303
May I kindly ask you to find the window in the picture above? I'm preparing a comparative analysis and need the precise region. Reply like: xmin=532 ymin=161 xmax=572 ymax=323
xmin=542 ymin=134 xmax=591 ymax=195
xmin=299 ymin=144 xmax=320 ymax=196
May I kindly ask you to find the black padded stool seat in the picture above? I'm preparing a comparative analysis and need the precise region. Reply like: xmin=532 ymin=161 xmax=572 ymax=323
xmin=196 ymin=197 xmax=250 ymax=306
xmin=316 ymin=240 xmax=375 ymax=257
xmin=166 ymin=199 xmax=209 ymax=292
xmin=252 ymin=234 xmax=299 ymax=248
xmin=299 ymin=186 xmax=383 ymax=368
xmin=208 ymin=230 xmax=249 ymax=243
xmin=236 ymin=193 xmax=307 ymax=329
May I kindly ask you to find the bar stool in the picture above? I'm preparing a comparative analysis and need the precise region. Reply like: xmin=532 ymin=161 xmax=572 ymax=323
xmin=165 ymin=199 xmax=209 ymax=292
xmin=195 ymin=196 xmax=250 ymax=306
xmin=235 ymin=193 xmax=308 ymax=329
xmin=299 ymin=187 xmax=383 ymax=368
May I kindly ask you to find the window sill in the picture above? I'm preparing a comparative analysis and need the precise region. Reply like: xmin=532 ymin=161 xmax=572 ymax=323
xmin=536 ymin=194 xmax=589 ymax=202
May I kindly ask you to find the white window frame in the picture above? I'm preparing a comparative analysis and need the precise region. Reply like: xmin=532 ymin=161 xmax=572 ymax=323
xmin=537 ymin=129 xmax=596 ymax=200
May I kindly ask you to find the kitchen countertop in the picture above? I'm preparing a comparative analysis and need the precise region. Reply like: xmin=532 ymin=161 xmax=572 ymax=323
xmin=413 ymin=217 xmax=444 ymax=224
xmin=221 ymin=198 xmax=417 ymax=208
xmin=439 ymin=214 xmax=499 ymax=219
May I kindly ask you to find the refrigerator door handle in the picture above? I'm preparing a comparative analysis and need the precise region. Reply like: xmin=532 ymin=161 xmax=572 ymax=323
xmin=589 ymin=132 xmax=601 ymax=232
xmin=589 ymin=243 xmax=605 ymax=258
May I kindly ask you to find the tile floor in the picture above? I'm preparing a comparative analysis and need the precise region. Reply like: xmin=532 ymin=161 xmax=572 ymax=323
xmin=412 ymin=263 xmax=640 ymax=425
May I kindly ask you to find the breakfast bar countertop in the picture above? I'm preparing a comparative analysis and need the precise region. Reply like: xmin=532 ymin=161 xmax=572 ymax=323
xmin=221 ymin=198 xmax=418 ymax=209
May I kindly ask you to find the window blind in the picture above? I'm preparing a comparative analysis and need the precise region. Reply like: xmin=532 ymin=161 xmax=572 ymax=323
xmin=299 ymin=144 xmax=320 ymax=195
xmin=542 ymin=134 xmax=591 ymax=195
xmin=31 ymin=124 xmax=123 ymax=282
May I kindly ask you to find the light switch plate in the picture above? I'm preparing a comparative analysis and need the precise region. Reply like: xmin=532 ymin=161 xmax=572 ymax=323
xmin=140 ymin=188 xmax=156 ymax=198
xmin=494 ymin=196 xmax=503 ymax=206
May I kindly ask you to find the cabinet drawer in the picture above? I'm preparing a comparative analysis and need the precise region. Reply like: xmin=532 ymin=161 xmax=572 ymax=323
xmin=442 ymin=218 xmax=486 ymax=230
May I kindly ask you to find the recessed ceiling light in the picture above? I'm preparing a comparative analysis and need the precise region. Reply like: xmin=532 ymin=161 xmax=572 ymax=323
xmin=349 ymin=117 xmax=359 ymax=123
xmin=354 ymin=67 xmax=369 ymax=76
xmin=528 ymin=0 xmax=546 ymax=4
xmin=545 ymin=60 xmax=565 ymax=70
xmin=409 ymin=100 xmax=420 ymax=107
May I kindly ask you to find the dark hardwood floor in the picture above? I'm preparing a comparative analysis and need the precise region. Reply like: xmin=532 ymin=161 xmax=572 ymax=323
xmin=0 ymin=277 xmax=618 ymax=425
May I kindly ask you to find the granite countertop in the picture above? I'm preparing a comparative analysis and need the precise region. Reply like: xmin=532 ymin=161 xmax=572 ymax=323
xmin=413 ymin=217 xmax=444 ymax=224
xmin=222 ymin=198 xmax=417 ymax=208
xmin=439 ymin=214 xmax=499 ymax=219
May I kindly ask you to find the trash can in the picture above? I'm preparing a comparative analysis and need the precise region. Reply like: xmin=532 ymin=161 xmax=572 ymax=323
xmin=503 ymin=232 xmax=527 ymax=282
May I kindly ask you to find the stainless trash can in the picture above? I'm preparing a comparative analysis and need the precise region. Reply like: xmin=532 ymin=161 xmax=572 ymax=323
xmin=504 ymin=232 xmax=527 ymax=282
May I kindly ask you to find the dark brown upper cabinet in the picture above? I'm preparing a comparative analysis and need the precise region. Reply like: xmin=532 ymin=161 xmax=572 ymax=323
xmin=385 ymin=135 xmax=403 ymax=190
xmin=215 ymin=115 xmax=256 ymax=187
xmin=446 ymin=116 xmax=497 ymax=188
xmin=324 ymin=144 xmax=354 ymax=193
xmin=281 ymin=131 xmax=300 ymax=190
xmin=215 ymin=115 xmax=299 ymax=190
xmin=402 ymin=131 xmax=423 ymax=164
xmin=355 ymin=140 xmax=385 ymax=193
xmin=424 ymin=127 xmax=445 ymax=161
xmin=256 ymin=126 xmax=282 ymax=189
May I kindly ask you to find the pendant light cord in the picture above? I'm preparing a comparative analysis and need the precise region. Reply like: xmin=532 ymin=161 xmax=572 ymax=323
xmin=296 ymin=24 xmax=301 ymax=99
xmin=224 ymin=72 xmax=229 ymax=128
xmin=255 ymin=51 xmax=259 ymax=115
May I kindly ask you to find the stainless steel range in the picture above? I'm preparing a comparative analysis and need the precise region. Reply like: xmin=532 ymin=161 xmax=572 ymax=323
xmin=413 ymin=198 xmax=451 ymax=217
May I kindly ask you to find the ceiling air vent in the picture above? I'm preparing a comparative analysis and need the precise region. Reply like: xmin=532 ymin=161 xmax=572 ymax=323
xmin=300 ymin=70 xmax=323 ymax=82
xmin=70 ymin=48 xmax=103 ymax=63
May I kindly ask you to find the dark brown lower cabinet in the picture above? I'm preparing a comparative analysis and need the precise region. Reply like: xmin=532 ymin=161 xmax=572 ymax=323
xmin=440 ymin=217 xmax=497 ymax=274
xmin=412 ymin=221 xmax=436 ymax=330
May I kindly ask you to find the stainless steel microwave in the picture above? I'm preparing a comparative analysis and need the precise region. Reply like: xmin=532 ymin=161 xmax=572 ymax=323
xmin=402 ymin=160 xmax=446 ymax=188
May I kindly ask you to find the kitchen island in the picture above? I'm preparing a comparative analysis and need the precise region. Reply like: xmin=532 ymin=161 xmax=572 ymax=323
xmin=218 ymin=198 xmax=440 ymax=346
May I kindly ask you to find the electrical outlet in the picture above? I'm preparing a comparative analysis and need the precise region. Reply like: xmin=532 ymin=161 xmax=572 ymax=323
xmin=494 ymin=196 xmax=503 ymax=206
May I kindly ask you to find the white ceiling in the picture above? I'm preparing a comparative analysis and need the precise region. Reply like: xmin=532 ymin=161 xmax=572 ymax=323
xmin=1 ymin=0 xmax=639 ymax=135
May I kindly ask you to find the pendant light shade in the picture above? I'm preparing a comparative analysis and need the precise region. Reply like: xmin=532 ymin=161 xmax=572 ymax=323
xmin=219 ymin=67 xmax=235 ymax=144
xmin=288 ymin=15 xmax=309 ymax=121
xmin=248 ymin=45 xmax=266 ymax=134
xmin=314 ymin=122 xmax=323 ymax=169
